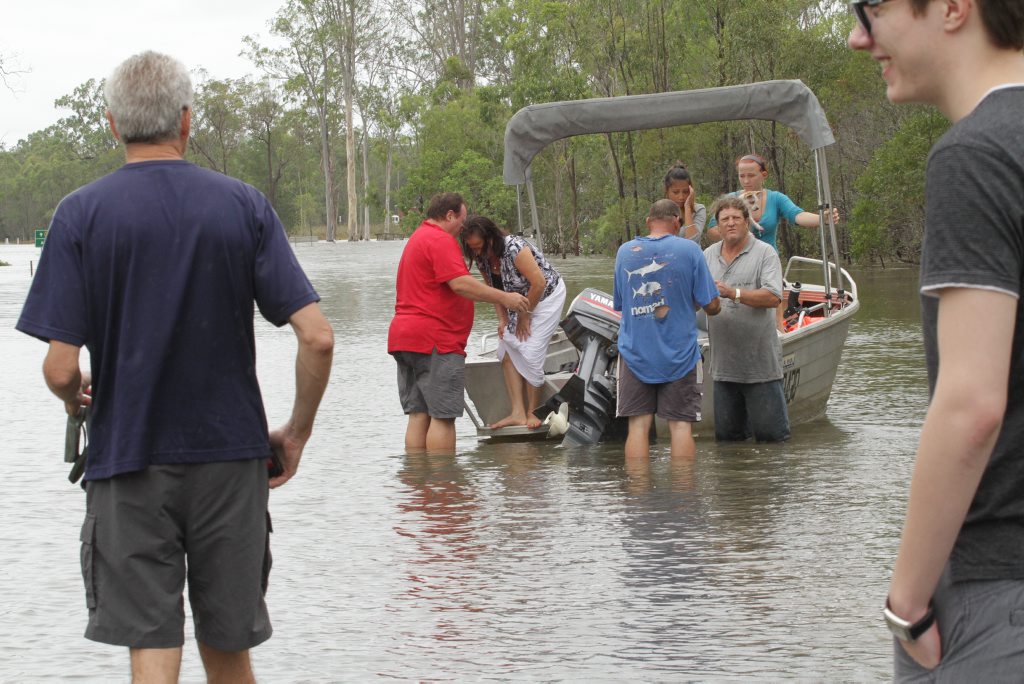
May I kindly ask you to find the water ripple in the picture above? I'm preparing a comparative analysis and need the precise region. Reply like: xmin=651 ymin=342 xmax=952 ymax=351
xmin=0 ymin=243 xmax=920 ymax=680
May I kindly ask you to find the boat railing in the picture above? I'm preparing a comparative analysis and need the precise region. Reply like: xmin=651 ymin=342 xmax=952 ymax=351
xmin=784 ymin=256 xmax=859 ymax=305
xmin=786 ymin=301 xmax=828 ymax=332
xmin=479 ymin=331 xmax=499 ymax=354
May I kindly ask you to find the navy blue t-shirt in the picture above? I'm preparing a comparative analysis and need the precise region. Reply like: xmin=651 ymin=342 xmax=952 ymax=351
xmin=17 ymin=160 xmax=319 ymax=480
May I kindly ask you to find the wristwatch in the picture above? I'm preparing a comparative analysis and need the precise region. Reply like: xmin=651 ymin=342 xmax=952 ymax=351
xmin=734 ymin=288 xmax=741 ymax=303
xmin=883 ymin=599 xmax=935 ymax=642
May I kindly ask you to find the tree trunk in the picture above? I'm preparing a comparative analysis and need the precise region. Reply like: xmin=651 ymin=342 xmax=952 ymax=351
xmin=339 ymin=0 xmax=358 ymax=241
xmin=319 ymin=109 xmax=337 ymax=242
xmin=384 ymin=134 xmax=393 ymax=236
xmin=345 ymin=102 xmax=357 ymax=240
xmin=553 ymin=142 xmax=564 ymax=257
xmin=361 ymin=127 xmax=370 ymax=240
xmin=626 ymin=130 xmax=640 ymax=232
xmin=265 ymin=126 xmax=277 ymax=207
xmin=605 ymin=133 xmax=629 ymax=243
xmin=569 ymin=152 xmax=580 ymax=256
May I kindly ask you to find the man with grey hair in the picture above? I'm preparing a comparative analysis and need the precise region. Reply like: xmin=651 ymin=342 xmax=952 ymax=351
xmin=702 ymin=195 xmax=788 ymax=442
xmin=17 ymin=50 xmax=334 ymax=681
xmin=613 ymin=199 xmax=720 ymax=460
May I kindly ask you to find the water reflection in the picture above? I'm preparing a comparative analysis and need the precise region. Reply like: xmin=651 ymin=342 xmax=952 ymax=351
xmin=394 ymin=451 xmax=483 ymax=625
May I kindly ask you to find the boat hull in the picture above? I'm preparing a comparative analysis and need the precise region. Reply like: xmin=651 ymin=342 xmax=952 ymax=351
xmin=697 ymin=299 xmax=857 ymax=431
xmin=464 ymin=282 xmax=859 ymax=440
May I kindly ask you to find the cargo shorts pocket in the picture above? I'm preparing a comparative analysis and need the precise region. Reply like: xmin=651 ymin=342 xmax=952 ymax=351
xmin=79 ymin=513 xmax=97 ymax=610
xmin=261 ymin=511 xmax=273 ymax=595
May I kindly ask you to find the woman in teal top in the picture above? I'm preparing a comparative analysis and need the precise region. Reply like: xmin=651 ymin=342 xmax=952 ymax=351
xmin=708 ymin=153 xmax=839 ymax=251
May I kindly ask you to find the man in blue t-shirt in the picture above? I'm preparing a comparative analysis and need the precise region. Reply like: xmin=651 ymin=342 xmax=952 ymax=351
xmin=16 ymin=51 xmax=334 ymax=680
xmin=613 ymin=199 xmax=720 ymax=459
xmin=850 ymin=0 xmax=1024 ymax=677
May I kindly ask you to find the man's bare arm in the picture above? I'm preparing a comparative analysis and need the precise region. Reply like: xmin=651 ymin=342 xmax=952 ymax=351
xmin=269 ymin=302 xmax=334 ymax=488
xmin=714 ymin=280 xmax=780 ymax=308
xmin=702 ymin=297 xmax=721 ymax=316
xmin=890 ymin=288 xmax=1015 ymax=667
xmin=448 ymin=274 xmax=529 ymax=312
xmin=43 ymin=340 xmax=91 ymax=416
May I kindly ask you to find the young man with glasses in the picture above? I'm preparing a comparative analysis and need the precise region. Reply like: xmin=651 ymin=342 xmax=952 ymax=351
xmin=849 ymin=0 xmax=1024 ymax=678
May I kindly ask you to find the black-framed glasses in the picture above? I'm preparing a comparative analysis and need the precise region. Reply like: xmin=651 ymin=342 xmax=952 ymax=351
xmin=849 ymin=0 xmax=891 ymax=36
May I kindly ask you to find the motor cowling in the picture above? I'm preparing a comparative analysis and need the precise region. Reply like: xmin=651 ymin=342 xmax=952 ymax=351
xmin=547 ymin=288 xmax=624 ymax=446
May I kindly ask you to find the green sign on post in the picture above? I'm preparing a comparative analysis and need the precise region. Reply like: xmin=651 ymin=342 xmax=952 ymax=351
xmin=35 ymin=229 xmax=47 ymax=248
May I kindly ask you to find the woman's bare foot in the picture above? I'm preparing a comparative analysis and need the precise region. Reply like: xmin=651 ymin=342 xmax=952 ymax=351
xmin=525 ymin=414 xmax=543 ymax=429
xmin=490 ymin=414 xmax=526 ymax=429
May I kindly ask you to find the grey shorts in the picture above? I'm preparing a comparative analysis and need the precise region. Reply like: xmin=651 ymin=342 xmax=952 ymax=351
xmin=393 ymin=349 xmax=465 ymax=419
xmin=894 ymin=566 xmax=1024 ymax=681
xmin=81 ymin=459 xmax=272 ymax=651
xmin=616 ymin=356 xmax=703 ymax=422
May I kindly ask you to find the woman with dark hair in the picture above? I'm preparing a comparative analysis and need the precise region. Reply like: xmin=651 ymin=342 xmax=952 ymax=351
xmin=663 ymin=162 xmax=706 ymax=241
xmin=707 ymin=153 xmax=839 ymax=250
xmin=460 ymin=216 xmax=566 ymax=429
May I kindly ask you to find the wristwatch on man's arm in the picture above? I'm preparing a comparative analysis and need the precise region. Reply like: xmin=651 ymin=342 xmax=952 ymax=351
xmin=883 ymin=599 xmax=935 ymax=642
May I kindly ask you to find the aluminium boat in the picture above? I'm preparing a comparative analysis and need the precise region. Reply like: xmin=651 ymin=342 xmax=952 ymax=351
xmin=463 ymin=80 xmax=859 ymax=443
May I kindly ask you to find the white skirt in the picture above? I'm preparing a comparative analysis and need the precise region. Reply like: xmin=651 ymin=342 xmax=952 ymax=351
xmin=497 ymin=278 xmax=567 ymax=387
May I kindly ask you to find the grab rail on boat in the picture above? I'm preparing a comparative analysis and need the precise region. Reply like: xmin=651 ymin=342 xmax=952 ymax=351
xmin=780 ymin=301 xmax=829 ymax=335
xmin=783 ymin=256 xmax=858 ymax=313
xmin=479 ymin=332 xmax=499 ymax=353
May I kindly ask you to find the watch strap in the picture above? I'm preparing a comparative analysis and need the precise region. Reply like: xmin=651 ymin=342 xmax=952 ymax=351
xmin=883 ymin=599 xmax=935 ymax=642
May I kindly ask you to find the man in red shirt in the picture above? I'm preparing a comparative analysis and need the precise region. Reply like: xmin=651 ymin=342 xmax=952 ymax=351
xmin=388 ymin=193 xmax=529 ymax=451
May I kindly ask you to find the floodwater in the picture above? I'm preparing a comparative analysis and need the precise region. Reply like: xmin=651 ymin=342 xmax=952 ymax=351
xmin=0 ymin=241 xmax=927 ymax=681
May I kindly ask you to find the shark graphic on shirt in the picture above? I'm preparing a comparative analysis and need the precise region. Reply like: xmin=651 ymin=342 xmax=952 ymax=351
xmin=624 ymin=257 xmax=666 ymax=280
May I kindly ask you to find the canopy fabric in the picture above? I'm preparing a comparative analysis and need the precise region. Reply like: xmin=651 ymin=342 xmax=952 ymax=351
xmin=503 ymin=80 xmax=834 ymax=185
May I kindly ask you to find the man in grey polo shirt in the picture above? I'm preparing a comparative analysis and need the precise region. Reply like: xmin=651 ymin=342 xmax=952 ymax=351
xmin=702 ymin=196 xmax=788 ymax=442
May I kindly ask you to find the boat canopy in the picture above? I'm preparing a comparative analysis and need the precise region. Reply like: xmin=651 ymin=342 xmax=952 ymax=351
xmin=503 ymin=80 xmax=835 ymax=185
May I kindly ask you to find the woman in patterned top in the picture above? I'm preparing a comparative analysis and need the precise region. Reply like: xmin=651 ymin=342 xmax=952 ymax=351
xmin=461 ymin=215 xmax=567 ymax=429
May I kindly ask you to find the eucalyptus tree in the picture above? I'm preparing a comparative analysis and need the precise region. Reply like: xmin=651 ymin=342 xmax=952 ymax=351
xmin=189 ymin=74 xmax=248 ymax=176
xmin=246 ymin=0 xmax=342 ymax=241
xmin=497 ymin=0 xmax=590 ymax=253
xmin=52 ymin=78 xmax=118 ymax=161
xmin=327 ymin=0 xmax=394 ymax=240
xmin=322 ymin=0 xmax=361 ymax=240
xmin=0 ymin=80 xmax=121 ymax=239
xmin=242 ymin=79 xmax=291 ymax=207
xmin=387 ymin=0 xmax=495 ymax=90
xmin=850 ymin=108 xmax=946 ymax=264
xmin=0 ymin=52 xmax=27 ymax=91
xmin=364 ymin=77 xmax=412 ymax=237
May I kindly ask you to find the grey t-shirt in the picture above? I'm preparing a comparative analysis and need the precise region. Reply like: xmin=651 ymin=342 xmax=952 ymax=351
xmin=703 ymin=235 xmax=783 ymax=383
xmin=920 ymin=85 xmax=1024 ymax=582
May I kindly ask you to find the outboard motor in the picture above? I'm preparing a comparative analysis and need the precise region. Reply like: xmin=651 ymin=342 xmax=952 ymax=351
xmin=541 ymin=288 xmax=623 ymax=446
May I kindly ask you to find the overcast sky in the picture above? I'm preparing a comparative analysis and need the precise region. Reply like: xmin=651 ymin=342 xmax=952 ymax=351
xmin=0 ymin=0 xmax=288 ymax=147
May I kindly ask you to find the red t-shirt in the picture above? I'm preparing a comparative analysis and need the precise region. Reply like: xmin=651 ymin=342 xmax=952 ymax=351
xmin=388 ymin=221 xmax=475 ymax=355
